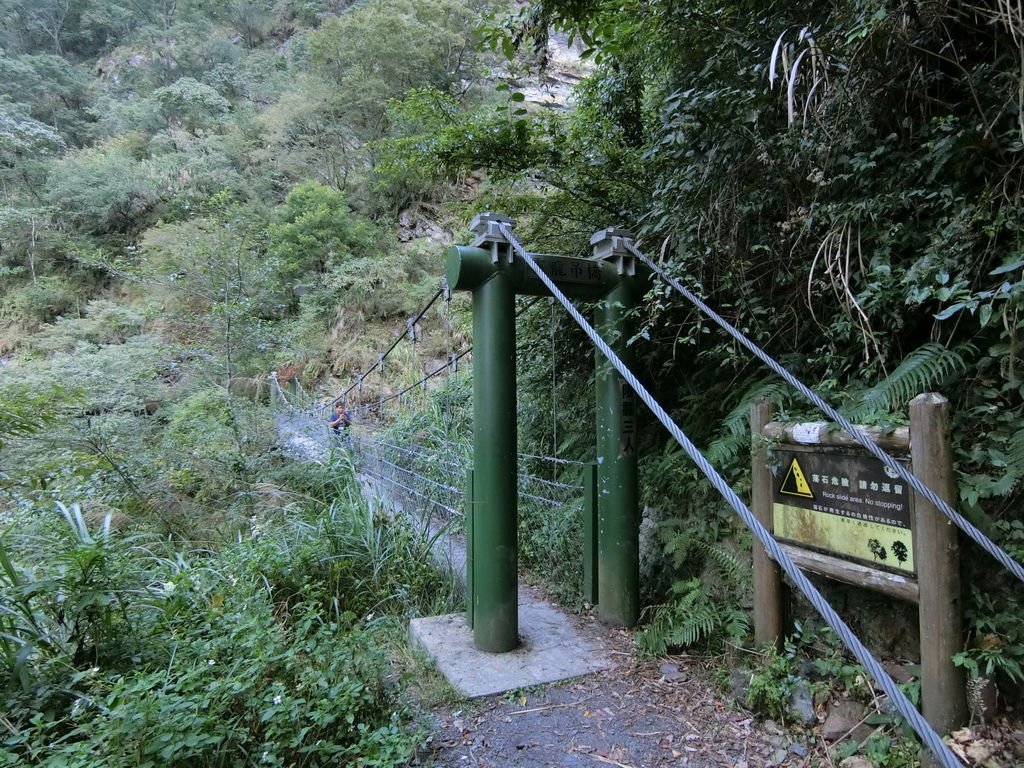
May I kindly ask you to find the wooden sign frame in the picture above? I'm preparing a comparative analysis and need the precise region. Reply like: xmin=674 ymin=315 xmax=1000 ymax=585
xmin=751 ymin=394 xmax=966 ymax=741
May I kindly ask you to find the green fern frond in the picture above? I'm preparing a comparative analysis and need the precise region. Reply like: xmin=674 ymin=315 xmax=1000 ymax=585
xmin=706 ymin=378 xmax=791 ymax=466
xmin=666 ymin=605 xmax=718 ymax=647
xmin=846 ymin=343 xmax=969 ymax=422
xmin=699 ymin=542 xmax=749 ymax=586
xmin=638 ymin=578 xmax=721 ymax=653
xmin=722 ymin=378 xmax=793 ymax=438
xmin=1003 ymin=427 xmax=1024 ymax=484
xmin=723 ymin=608 xmax=751 ymax=644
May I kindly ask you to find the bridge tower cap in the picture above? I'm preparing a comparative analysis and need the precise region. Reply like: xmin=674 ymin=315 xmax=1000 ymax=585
xmin=470 ymin=212 xmax=516 ymax=246
xmin=589 ymin=227 xmax=634 ymax=247
xmin=590 ymin=227 xmax=636 ymax=275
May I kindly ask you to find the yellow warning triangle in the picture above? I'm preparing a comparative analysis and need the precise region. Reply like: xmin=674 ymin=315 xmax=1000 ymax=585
xmin=780 ymin=457 xmax=814 ymax=498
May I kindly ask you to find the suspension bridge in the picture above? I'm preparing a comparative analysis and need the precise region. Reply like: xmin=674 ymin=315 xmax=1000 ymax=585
xmin=269 ymin=213 xmax=1024 ymax=768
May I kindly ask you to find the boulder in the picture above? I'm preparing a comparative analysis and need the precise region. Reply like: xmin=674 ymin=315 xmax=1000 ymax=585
xmin=787 ymin=679 xmax=817 ymax=726
xmin=822 ymin=699 xmax=872 ymax=742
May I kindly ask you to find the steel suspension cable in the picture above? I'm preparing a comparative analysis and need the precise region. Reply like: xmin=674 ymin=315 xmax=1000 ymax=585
xmin=498 ymin=222 xmax=962 ymax=768
xmin=517 ymin=452 xmax=585 ymax=466
xmin=360 ymin=429 xmax=582 ymax=493
xmin=521 ymin=473 xmax=583 ymax=491
xmin=350 ymin=349 xmax=471 ymax=417
xmin=519 ymin=489 xmax=572 ymax=507
xmin=330 ymin=286 xmax=445 ymax=407
xmin=626 ymin=243 xmax=1024 ymax=585
xmin=352 ymin=298 xmax=541 ymax=418
xmin=360 ymin=434 xmax=467 ymax=472
xmin=371 ymin=455 xmax=463 ymax=495
xmin=361 ymin=467 xmax=461 ymax=517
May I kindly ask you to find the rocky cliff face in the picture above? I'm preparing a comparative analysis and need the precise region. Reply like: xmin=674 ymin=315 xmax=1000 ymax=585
xmin=495 ymin=31 xmax=593 ymax=110
xmin=515 ymin=32 xmax=593 ymax=109
xmin=394 ymin=30 xmax=591 ymax=241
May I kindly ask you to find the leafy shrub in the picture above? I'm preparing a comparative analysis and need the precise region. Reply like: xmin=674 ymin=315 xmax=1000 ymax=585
xmin=745 ymin=642 xmax=802 ymax=723
xmin=45 ymin=140 xmax=160 ymax=235
xmin=953 ymin=583 xmax=1024 ymax=691
xmin=34 ymin=604 xmax=415 ymax=767
xmin=1 ymin=276 xmax=80 ymax=325
xmin=309 ymin=0 xmax=481 ymax=139
xmin=161 ymin=388 xmax=276 ymax=506
xmin=0 ymin=462 xmax=450 ymax=766
xmin=23 ymin=300 xmax=148 ymax=353
xmin=152 ymin=77 xmax=231 ymax=133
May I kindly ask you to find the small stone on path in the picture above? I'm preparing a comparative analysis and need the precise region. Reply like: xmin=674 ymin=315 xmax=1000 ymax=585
xmin=659 ymin=662 xmax=687 ymax=682
xmin=823 ymin=699 xmax=871 ymax=742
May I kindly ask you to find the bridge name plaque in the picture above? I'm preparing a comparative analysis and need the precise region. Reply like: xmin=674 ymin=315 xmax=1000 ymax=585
xmin=526 ymin=255 xmax=605 ymax=286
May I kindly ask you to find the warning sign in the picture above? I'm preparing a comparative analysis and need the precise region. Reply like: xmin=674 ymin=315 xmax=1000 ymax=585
xmin=779 ymin=457 xmax=814 ymax=498
xmin=771 ymin=448 xmax=915 ymax=575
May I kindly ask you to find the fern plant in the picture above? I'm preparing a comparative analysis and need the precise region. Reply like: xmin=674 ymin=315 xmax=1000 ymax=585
xmin=637 ymin=578 xmax=719 ymax=654
xmin=637 ymin=546 xmax=752 ymax=656
xmin=705 ymin=377 xmax=793 ymax=467
xmin=844 ymin=342 xmax=970 ymax=423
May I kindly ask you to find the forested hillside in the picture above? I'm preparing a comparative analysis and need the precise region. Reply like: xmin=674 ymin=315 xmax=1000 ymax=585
xmin=0 ymin=2 xmax=494 ymax=764
xmin=2 ymin=1 xmax=1024 ymax=765
xmin=0 ymin=0 xmax=496 ymax=512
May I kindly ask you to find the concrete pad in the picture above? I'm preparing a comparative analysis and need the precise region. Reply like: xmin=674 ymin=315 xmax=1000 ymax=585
xmin=409 ymin=598 xmax=616 ymax=698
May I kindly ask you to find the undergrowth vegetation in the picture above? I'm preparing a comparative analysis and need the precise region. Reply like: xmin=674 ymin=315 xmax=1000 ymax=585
xmin=0 ymin=459 xmax=457 ymax=766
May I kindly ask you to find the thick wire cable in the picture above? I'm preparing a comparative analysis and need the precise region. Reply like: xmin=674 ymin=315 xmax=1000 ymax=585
xmin=360 ymin=435 xmax=467 ymax=472
xmin=626 ymin=242 xmax=1024 ymax=585
xmin=339 ymin=292 xmax=541 ymax=413
xmin=375 ymin=437 xmax=467 ymax=469
xmin=361 ymin=433 xmax=580 ymax=499
xmin=518 ymin=452 xmax=585 ymax=466
xmin=521 ymin=473 xmax=583 ymax=491
xmin=349 ymin=297 xmax=549 ymax=423
xmin=351 ymin=347 xmax=473 ymax=416
xmin=364 ymin=437 xmax=577 ymax=501
xmin=360 ymin=467 xmax=461 ymax=517
xmin=371 ymin=455 xmax=463 ymax=495
xmin=519 ymin=489 xmax=571 ymax=507
xmin=498 ymin=222 xmax=962 ymax=768
xmin=330 ymin=286 xmax=445 ymax=406
xmin=359 ymin=423 xmax=469 ymax=455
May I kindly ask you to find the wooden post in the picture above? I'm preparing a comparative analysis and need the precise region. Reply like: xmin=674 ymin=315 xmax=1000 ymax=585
xmin=751 ymin=398 xmax=784 ymax=649
xmin=909 ymin=393 xmax=966 ymax=744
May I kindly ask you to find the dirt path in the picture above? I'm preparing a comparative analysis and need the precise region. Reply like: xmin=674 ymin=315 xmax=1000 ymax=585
xmin=418 ymin=636 xmax=1024 ymax=768
xmin=420 ymin=632 xmax=801 ymax=768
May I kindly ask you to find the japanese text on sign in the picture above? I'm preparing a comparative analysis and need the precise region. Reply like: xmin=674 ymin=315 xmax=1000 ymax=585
xmin=529 ymin=256 xmax=605 ymax=285
xmin=772 ymin=448 xmax=915 ymax=575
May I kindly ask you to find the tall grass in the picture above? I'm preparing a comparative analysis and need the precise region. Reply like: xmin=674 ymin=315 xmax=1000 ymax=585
xmin=0 ymin=455 xmax=458 ymax=766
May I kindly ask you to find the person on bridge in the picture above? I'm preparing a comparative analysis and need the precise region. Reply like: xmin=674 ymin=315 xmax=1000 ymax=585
xmin=329 ymin=402 xmax=351 ymax=435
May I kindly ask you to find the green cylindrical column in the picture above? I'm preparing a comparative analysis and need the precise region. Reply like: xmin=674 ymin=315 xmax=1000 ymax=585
xmin=595 ymin=281 xmax=640 ymax=627
xmin=472 ymin=268 xmax=519 ymax=652
xmin=465 ymin=469 xmax=475 ymax=628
